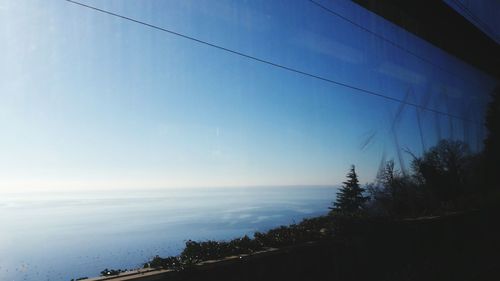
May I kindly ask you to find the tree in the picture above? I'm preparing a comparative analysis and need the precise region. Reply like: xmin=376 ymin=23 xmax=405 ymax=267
xmin=484 ymin=86 xmax=500 ymax=190
xmin=367 ymin=160 xmax=422 ymax=216
xmin=411 ymin=139 xmax=471 ymax=204
xmin=331 ymin=165 xmax=368 ymax=214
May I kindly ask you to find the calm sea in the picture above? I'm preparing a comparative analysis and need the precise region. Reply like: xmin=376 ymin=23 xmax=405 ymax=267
xmin=0 ymin=186 xmax=336 ymax=281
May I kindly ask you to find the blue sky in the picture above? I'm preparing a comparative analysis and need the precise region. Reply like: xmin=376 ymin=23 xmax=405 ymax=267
xmin=0 ymin=0 xmax=496 ymax=191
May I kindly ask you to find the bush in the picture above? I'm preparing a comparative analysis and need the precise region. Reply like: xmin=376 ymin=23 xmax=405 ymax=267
xmin=179 ymin=235 xmax=262 ymax=265
xmin=148 ymin=255 xmax=182 ymax=270
xmin=99 ymin=268 xmax=124 ymax=276
xmin=144 ymin=216 xmax=335 ymax=269
xmin=254 ymin=216 xmax=333 ymax=248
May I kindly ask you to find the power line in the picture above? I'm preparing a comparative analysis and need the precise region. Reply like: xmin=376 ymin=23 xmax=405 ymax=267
xmin=306 ymin=0 xmax=481 ymax=86
xmin=64 ymin=0 xmax=474 ymax=123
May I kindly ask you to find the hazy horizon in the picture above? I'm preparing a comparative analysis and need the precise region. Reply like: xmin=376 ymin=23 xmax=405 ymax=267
xmin=0 ymin=183 xmax=340 ymax=194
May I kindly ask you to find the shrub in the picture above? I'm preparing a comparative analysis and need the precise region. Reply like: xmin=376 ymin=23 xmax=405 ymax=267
xmin=148 ymin=255 xmax=182 ymax=270
xmin=254 ymin=216 xmax=333 ymax=248
xmin=145 ymin=216 xmax=335 ymax=270
xmin=99 ymin=268 xmax=123 ymax=276
xmin=179 ymin=235 xmax=262 ymax=265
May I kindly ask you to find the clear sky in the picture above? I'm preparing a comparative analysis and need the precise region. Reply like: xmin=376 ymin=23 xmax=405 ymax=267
xmin=0 ymin=0 xmax=496 ymax=191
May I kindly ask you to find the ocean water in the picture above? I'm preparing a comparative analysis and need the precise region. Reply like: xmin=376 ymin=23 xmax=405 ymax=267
xmin=0 ymin=186 xmax=336 ymax=281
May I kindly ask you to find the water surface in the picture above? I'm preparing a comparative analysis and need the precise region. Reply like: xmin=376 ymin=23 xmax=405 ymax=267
xmin=0 ymin=186 xmax=336 ymax=281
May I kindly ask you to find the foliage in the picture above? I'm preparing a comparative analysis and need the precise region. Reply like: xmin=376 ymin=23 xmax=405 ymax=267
xmin=411 ymin=139 xmax=472 ymax=205
xmin=254 ymin=217 xmax=332 ymax=248
xmin=330 ymin=165 xmax=368 ymax=214
xmin=367 ymin=160 xmax=424 ymax=216
xmin=147 ymin=255 xmax=183 ymax=270
xmin=365 ymin=137 xmax=495 ymax=216
xmin=484 ymin=86 xmax=500 ymax=190
xmin=99 ymin=268 xmax=125 ymax=276
xmin=179 ymin=235 xmax=261 ymax=265
xmin=140 ymin=216 xmax=334 ymax=271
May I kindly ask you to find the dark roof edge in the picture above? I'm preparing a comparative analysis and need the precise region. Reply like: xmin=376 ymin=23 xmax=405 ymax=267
xmin=352 ymin=0 xmax=500 ymax=79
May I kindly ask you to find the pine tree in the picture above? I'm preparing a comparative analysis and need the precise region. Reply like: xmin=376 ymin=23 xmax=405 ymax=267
xmin=330 ymin=165 xmax=368 ymax=214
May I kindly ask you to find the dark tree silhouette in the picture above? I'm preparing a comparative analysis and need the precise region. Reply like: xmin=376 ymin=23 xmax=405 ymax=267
xmin=367 ymin=160 xmax=422 ymax=216
xmin=331 ymin=165 xmax=368 ymax=214
xmin=411 ymin=139 xmax=471 ymax=205
xmin=484 ymin=86 xmax=500 ymax=190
